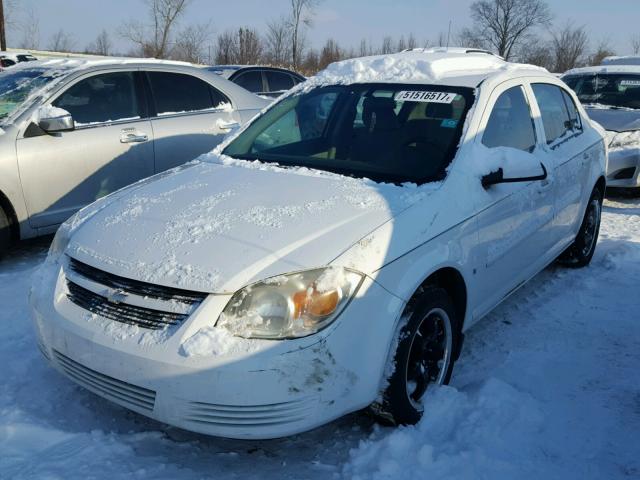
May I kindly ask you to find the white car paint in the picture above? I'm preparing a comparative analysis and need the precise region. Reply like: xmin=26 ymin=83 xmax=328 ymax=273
xmin=31 ymin=50 xmax=606 ymax=439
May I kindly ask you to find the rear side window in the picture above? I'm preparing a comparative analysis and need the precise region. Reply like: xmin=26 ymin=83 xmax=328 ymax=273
xmin=147 ymin=72 xmax=227 ymax=116
xmin=532 ymin=83 xmax=577 ymax=145
xmin=234 ymin=71 xmax=263 ymax=93
xmin=265 ymin=71 xmax=294 ymax=92
xmin=482 ymin=86 xmax=536 ymax=152
xmin=561 ymin=89 xmax=582 ymax=131
xmin=54 ymin=71 xmax=140 ymax=125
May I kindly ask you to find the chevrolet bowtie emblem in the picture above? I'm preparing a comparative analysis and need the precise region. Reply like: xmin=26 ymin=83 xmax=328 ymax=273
xmin=102 ymin=288 xmax=128 ymax=304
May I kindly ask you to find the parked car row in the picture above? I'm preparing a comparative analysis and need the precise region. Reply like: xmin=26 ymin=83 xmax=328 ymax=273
xmin=562 ymin=57 xmax=640 ymax=192
xmin=0 ymin=58 xmax=270 ymax=254
xmin=205 ymin=65 xmax=306 ymax=98
xmin=28 ymin=48 xmax=607 ymax=440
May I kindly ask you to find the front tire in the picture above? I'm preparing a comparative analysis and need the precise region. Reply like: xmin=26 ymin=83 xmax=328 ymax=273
xmin=0 ymin=206 xmax=11 ymax=258
xmin=558 ymin=186 xmax=603 ymax=268
xmin=378 ymin=287 xmax=461 ymax=425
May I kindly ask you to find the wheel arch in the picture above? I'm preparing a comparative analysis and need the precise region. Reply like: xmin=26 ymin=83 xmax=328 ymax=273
xmin=0 ymin=189 xmax=19 ymax=241
xmin=401 ymin=266 xmax=468 ymax=360
xmin=594 ymin=175 xmax=606 ymax=200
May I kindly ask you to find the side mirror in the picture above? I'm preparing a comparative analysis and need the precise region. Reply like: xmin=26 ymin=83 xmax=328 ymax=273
xmin=37 ymin=106 xmax=75 ymax=133
xmin=482 ymin=162 xmax=548 ymax=189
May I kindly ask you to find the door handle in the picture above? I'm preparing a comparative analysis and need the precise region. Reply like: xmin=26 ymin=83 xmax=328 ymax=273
xmin=217 ymin=119 xmax=240 ymax=131
xmin=120 ymin=132 xmax=148 ymax=143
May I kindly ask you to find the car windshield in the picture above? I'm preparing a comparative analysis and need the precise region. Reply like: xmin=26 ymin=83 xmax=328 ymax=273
xmin=223 ymin=83 xmax=474 ymax=184
xmin=0 ymin=67 xmax=62 ymax=120
xmin=563 ymin=73 xmax=640 ymax=109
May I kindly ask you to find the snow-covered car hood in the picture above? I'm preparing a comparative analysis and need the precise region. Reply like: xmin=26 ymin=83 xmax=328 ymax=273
xmin=585 ymin=107 xmax=640 ymax=132
xmin=67 ymin=160 xmax=424 ymax=293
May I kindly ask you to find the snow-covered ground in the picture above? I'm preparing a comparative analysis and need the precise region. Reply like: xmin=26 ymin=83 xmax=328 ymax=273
xmin=1 ymin=197 xmax=639 ymax=480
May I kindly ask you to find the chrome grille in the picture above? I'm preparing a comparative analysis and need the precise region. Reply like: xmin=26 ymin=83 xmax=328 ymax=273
xmin=66 ymin=281 xmax=187 ymax=329
xmin=53 ymin=350 xmax=156 ymax=413
xmin=65 ymin=257 xmax=208 ymax=330
xmin=67 ymin=257 xmax=207 ymax=304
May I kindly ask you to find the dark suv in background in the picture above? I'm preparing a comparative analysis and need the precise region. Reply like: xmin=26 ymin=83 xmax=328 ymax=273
xmin=206 ymin=65 xmax=305 ymax=98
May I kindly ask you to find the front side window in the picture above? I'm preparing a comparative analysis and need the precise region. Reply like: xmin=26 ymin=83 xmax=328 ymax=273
xmin=147 ymin=72 xmax=227 ymax=116
xmin=532 ymin=83 xmax=576 ymax=144
xmin=54 ymin=71 xmax=140 ymax=126
xmin=223 ymin=83 xmax=474 ymax=184
xmin=563 ymin=73 xmax=640 ymax=109
xmin=482 ymin=86 xmax=536 ymax=152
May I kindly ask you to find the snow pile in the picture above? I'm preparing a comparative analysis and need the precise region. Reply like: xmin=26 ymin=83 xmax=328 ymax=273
xmin=306 ymin=50 xmax=544 ymax=87
xmin=345 ymin=380 xmax=543 ymax=479
xmin=180 ymin=325 xmax=267 ymax=357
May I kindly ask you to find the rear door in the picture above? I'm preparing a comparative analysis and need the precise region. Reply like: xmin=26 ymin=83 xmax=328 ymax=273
xmin=472 ymin=82 xmax=556 ymax=319
xmin=17 ymin=69 xmax=154 ymax=228
xmin=144 ymin=70 xmax=239 ymax=172
xmin=529 ymin=82 xmax=590 ymax=249
xmin=231 ymin=69 xmax=265 ymax=95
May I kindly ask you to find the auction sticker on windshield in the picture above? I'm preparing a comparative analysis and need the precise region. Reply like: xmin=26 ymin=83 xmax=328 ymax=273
xmin=620 ymin=79 xmax=640 ymax=87
xmin=394 ymin=91 xmax=456 ymax=103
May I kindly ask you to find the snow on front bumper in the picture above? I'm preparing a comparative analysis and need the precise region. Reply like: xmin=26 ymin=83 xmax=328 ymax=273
xmin=606 ymin=148 xmax=640 ymax=188
xmin=29 ymin=257 xmax=404 ymax=439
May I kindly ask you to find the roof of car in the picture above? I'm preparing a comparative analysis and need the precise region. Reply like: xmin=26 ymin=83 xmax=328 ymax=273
xmin=601 ymin=55 xmax=640 ymax=66
xmin=13 ymin=57 xmax=197 ymax=73
xmin=306 ymin=48 xmax=549 ymax=89
xmin=563 ymin=64 xmax=640 ymax=76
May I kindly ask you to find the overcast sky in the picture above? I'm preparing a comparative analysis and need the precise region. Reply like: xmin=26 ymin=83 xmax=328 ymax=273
xmin=8 ymin=0 xmax=640 ymax=57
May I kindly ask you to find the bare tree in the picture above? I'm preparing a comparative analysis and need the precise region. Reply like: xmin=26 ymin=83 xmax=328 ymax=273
xmin=288 ymin=0 xmax=320 ymax=69
xmin=49 ymin=29 xmax=75 ymax=52
xmin=519 ymin=37 xmax=553 ymax=70
xmin=236 ymin=27 xmax=262 ymax=64
xmin=461 ymin=0 xmax=552 ymax=59
xmin=587 ymin=39 xmax=615 ymax=66
xmin=406 ymin=33 xmax=418 ymax=50
xmin=380 ymin=36 xmax=393 ymax=54
xmin=318 ymin=38 xmax=342 ymax=69
xmin=551 ymin=22 xmax=588 ymax=72
xmin=214 ymin=30 xmax=237 ymax=64
xmin=172 ymin=23 xmax=211 ymax=63
xmin=358 ymin=38 xmax=373 ymax=57
xmin=17 ymin=5 xmax=39 ymax=49
xmin=86 ymin=29 xmax=112 ymax=56
xmin=120 ymin=0 xmax=191 ymax=58
xmin=397 ymin=35 xmax=407 ymax=52
xmin=265 ymin=16 xmax=290 ymax=66
xmin=631 ymin=34 xmax=640 ymax=55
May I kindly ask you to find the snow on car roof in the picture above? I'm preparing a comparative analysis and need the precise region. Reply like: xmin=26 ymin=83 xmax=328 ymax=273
xmin=601 ymin=55 xmax=640 ymax=66
xmin=305 ymin=48 xmax=548 ymax=89
xmin=563 ymin=64 xmax=640 ymax=76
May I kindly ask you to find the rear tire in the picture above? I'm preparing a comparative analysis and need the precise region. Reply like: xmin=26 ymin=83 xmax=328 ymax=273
xmin=0 ymin=206 xmax=11 ymax=258
xmin=558 ymin=186 xmax=602 ymax=268
xmin=376 ymin=287 xmax=461 ymax=426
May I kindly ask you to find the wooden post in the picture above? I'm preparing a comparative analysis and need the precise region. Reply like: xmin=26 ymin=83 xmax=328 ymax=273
xmin=0 ymin=0 xmax=6 ymax=51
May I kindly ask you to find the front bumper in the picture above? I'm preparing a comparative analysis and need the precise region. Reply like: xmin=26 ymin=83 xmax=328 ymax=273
xmin=606 ymin=148 xmax=640 ymax=188
xmin=30 ymin=258 xmax=404 ymax=439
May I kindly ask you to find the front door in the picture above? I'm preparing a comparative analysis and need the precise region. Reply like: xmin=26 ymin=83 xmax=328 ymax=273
xmin=472 ymin=84 xmax=555 ymax=320
xmin=17 ymin=70 xmax=154 ymax=228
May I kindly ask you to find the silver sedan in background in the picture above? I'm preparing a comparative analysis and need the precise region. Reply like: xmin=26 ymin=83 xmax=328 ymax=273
xmin=0 ymin=59 xmax=269 ymax=255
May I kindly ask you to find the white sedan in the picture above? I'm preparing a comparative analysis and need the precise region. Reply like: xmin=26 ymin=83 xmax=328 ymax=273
xmin=31 ymin=48 xmax=606 ymax=439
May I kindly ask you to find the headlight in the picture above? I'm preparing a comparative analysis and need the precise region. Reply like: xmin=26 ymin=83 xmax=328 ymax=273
xmin=46 ymin=220 xmax=73 ymax=263
xmin=217 ymin=267 xmax=364 ymax=339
